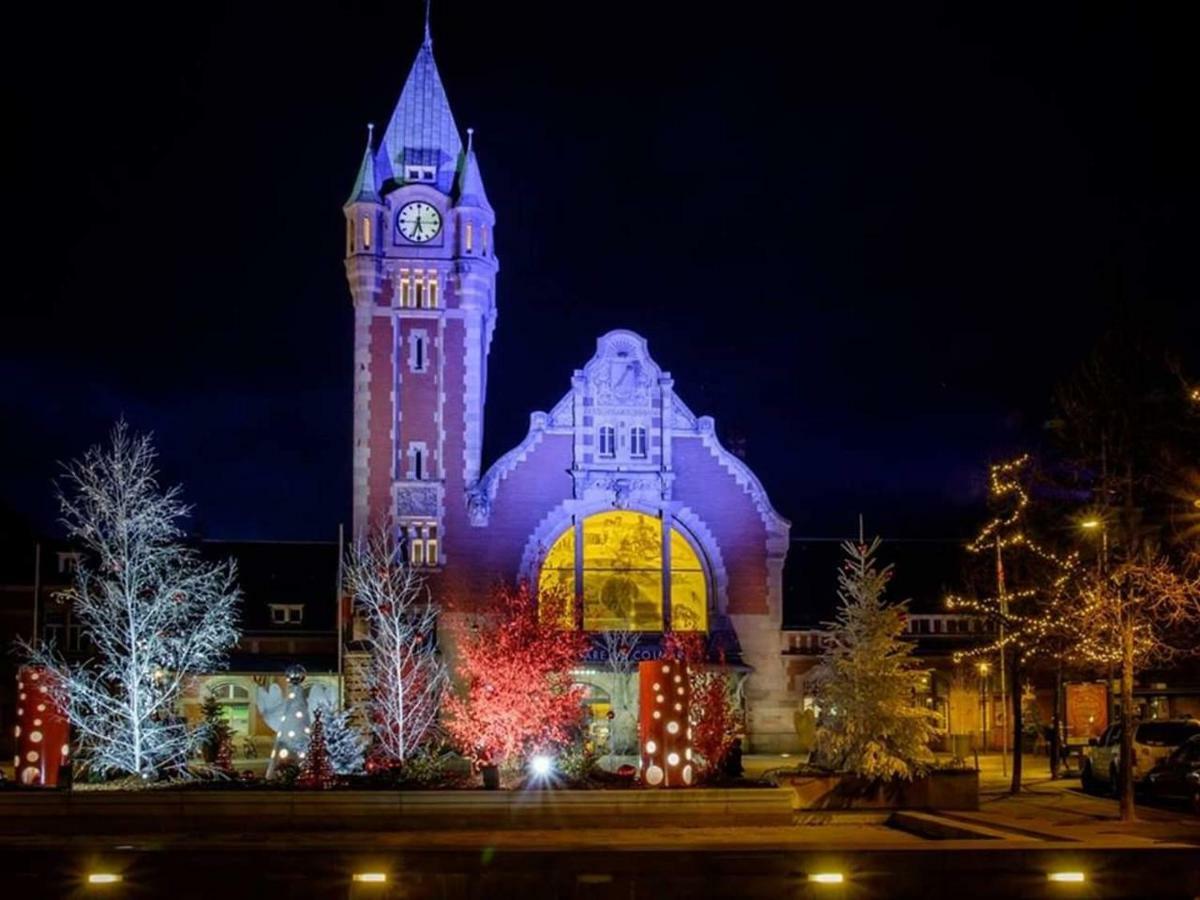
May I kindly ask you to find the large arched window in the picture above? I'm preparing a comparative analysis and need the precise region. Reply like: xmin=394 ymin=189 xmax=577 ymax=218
xmin=538 ymin=510 xmax=708 ymax=632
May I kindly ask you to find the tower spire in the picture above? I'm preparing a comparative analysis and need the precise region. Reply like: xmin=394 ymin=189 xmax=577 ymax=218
xmin=424 ymin=0 xmax=432 ymax=48
xmin=345 ymin=122 xmax=381 ymax=205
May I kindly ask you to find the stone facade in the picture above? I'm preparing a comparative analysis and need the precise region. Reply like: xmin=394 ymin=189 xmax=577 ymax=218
xmin=344 ymin=28 xmax=798 ymax=751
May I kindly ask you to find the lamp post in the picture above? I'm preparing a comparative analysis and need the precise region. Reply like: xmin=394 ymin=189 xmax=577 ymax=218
xmin=978 ymin=661 xmax=991 ymax=752
xmin=1080 ymin=516 xmax=1113 ymax=721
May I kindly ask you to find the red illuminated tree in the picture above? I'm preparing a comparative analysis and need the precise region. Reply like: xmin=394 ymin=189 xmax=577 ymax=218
xmin=662 ymin=630 xmax=742 ymax=780
xmin=298 ymin=709 xmax=335 ymax=789
xmin=444 ymin=583 xmax=589 ymax=770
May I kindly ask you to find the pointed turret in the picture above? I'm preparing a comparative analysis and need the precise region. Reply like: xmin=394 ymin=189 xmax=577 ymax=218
xmin=455 ymin=127 xmax=492 ymax=212
xmin=345 ymin=123 xmax=381 ymax=206
xmin=379 ymin=27 xmax=463 ymax=193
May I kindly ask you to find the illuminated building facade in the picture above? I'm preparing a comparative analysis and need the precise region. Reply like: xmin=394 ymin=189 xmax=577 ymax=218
xmin=343 ymin=25 xmax=798 ymax=750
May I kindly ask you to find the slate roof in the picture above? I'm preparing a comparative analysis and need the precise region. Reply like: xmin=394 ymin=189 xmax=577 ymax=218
xmin=199 ymin=540 xmax=339 ymax=633
xmin=379 ymin=35 xmax=463 ymax=189
xmin=345 ymin=123 xmax=382 ymax=205
xmin=455 ymin=131 xmax=492 ymax=211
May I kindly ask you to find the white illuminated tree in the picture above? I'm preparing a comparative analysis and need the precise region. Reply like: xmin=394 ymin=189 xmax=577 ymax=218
xmin=811 ymin=536 xmax=941 ymax=780
xmin=599 ymin=628 xmax=641 ymax=754
xmin=345 ymin=532 xmax=447 ymax=765
xmin=23 ymin=422 xmax=240 ymax=779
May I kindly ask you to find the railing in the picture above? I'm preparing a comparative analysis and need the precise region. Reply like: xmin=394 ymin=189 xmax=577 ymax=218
xmin=783 ymin=614 xmax=994 ymax=655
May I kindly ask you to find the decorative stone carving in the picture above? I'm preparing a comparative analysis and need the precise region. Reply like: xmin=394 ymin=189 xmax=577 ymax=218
xmin=395 ymin=484 xmax=439 ymax=518
xmin=466 ymin=489 xmax=490 ymax=526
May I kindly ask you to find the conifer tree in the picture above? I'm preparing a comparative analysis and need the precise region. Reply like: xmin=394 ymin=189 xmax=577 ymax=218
xmin=811 ymin=536 xmax=940 ymax=780
xmin=298 ymin=709 xmax=336 ymax=789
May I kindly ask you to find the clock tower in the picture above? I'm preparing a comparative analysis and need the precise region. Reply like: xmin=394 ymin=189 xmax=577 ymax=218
xmin=344 ymin=21 xmax=498 ymax=565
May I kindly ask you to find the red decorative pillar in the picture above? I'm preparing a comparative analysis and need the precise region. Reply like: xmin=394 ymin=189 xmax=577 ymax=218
xmin=638 ymin=659 xmax=694 ymax=787
xmin=14 ymin=667 xmax=69 ymax=787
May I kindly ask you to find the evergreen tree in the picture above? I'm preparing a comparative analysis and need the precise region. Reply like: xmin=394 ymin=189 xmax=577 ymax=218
xmin=811 ymin=536 xmax=940 ymax=780
xmin=199 ymin=691 xmax=232 ymax=764
xmin=298 ymin=710 xmax=336 ymax=789
xmin=314 ymin=703 xmax=366 ymax=775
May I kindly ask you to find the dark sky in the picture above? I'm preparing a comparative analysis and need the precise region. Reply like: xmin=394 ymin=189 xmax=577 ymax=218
xmin=3 ymin=1 xmax=1197 ymax=543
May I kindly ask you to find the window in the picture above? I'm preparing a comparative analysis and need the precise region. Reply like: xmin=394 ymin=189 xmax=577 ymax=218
xmin=538 ymin=511 xmax=708 ymax=632
xmin=630 ymin=426 xmax=648 ymax=458
xmin=598 ymin=426 xmax=616 ymax=458
xmin=408 ymin=329 xmax=429 ymax=373
xmin=404 ymin=165 xmax=436 ymax=182
xmin=269 ymin=604 xmax=304 ymax=625
xmin=347 ymin=219 xmax=354 ymax=255
xmin=407 ymin=442 xmax=428 ymax=480
xmin=427 ymin=273 xmax=438 ymax=308
xmin=482 ymin=225 xmax=490 ymax=256
xmin=399 ymin=270 xmax=411 ymax=307
xmin=414 ymin=273 xmax=425 ymax=308
xmin=465 ymin=221 xmax=474 ymax=252
xmin=1136 ymin=722 xmax=1200 ymax=747
xmin=362 ymin=215 xmax=372 ymax=249
xmin=208 ymin=682 xmax=250 ymax=701
xmin=57 ymin=552 xmax=81 ymax=575
xmin=403 ymin=521 xmax=439 ymax=568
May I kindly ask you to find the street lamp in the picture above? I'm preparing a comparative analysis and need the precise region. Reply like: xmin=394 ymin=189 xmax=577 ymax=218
xmin=978 ymin=662 xmax=991 ymax=751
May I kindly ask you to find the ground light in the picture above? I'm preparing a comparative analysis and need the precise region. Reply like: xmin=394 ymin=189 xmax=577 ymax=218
xmin=87 ymin=873 xmax=122 ymax=884
xmin=1048 ymin=872 xmax=1086 ymax=883
xmin=809 ymin=872 xmax=845 ymax=884
xmin=530 ymin=754 xmax=553 ymax=778
xmin=352 ymin=872 xmax=387 ymax=883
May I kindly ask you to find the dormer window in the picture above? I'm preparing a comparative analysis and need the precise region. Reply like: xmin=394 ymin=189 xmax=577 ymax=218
xmin=270 ymin=604 xmax=304 ymax=625
xmin=465 ymin=221 xmax=474 ymax=253
xmin=361 ymin=216 xmax=372 ymax=249
xmin=404 ymin=165 xmax=436 ymax=182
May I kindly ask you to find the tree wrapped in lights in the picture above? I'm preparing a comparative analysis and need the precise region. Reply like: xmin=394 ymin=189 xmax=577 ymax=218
xmin=344 ymin=532 xmax=447 ymax=766
xmin=660 ymin=630 xmax=743 ymax=780
xmin=599 ymin=628 xmax=641 ymax=755
xmin=1072 ymin=557 xmax=1200 ymax=819
xmin=22 ymin=422 xmax=240 ymax=779
xmin=946 ymin=454 xmax=1079 ymax=793
xmin=311 ymin=701 xmax=366 ymax=775
xmin=297 ymin=709 xmax=336 ymax=789
xmin=811 ymin=536 xmax=940 ymax=780
xmin=444 ymin=583 xmax=588 ymax=773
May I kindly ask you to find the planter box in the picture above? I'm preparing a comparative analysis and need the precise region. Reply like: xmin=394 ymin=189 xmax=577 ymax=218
xmin=779 ymin=769 xmax=978 ymax=811
xmin=0 ymin=787 xmax=794 ymax=834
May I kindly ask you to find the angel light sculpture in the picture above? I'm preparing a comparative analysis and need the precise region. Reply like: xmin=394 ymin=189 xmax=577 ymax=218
xmin=257 ymin=664 xmax=336 ymax=778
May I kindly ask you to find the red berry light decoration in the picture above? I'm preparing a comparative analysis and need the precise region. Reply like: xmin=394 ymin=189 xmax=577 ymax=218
xmin=14 ymin=666 xmax=70 ymax=787
xmin=638 ymin=659 xmax=693 ymax=787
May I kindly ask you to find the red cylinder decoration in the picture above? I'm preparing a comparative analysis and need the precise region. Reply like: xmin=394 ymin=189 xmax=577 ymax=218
xmin=638 ymin=659 xmax=693 ymax=787
xmin=14 ymin=666 xmax=70 ymax=787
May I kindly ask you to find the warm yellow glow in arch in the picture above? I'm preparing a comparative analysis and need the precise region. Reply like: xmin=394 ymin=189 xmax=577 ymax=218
xmin=538 ymin=511 xmax=708 ymax=631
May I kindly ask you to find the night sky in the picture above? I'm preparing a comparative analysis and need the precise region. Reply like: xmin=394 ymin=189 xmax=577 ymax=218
xmin=4 ymin=2 xmax=1197 ymax=543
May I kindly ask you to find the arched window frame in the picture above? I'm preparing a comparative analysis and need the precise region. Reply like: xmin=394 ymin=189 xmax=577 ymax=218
xmin=537 ymin=509 xmax=711 ymax=633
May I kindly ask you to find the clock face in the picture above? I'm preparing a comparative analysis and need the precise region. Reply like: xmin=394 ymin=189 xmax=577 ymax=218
xmin=396 ymin=201 xmax=442 ymax=243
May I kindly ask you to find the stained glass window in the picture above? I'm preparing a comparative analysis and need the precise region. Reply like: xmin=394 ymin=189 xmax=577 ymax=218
xmin=537 ymin=511 xmax=708 ymax=632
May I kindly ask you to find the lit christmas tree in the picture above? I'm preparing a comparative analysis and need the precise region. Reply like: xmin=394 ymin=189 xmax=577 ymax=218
xmin=811 ymin=535 xmax=940 ymax=780
xmin=298 ymin=709 xmax=336 ymax=789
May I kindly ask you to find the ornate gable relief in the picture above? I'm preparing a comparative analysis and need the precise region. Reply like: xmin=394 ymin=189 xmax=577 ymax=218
xmin=584 ymin=331 xmax=659 ymax=412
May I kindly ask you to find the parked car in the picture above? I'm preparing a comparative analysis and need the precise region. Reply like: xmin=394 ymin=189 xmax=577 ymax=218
xmin=1144 ymin=735 xmax=1200 ymax=814
xmin=1081 ymin=718 xmax=1200 ymax=794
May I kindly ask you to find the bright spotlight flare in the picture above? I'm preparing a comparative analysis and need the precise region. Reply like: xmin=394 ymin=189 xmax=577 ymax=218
xmin=530 ymin=754 xmax=554 ymax=779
